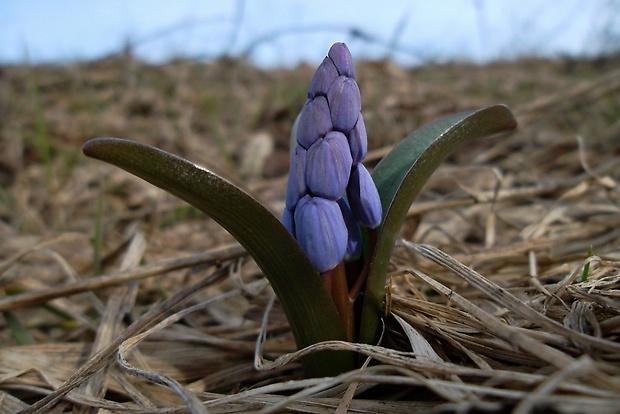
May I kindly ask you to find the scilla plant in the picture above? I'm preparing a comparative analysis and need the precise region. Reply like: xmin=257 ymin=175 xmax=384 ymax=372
xmin=83 ymin=42 xmax=516 ymax=377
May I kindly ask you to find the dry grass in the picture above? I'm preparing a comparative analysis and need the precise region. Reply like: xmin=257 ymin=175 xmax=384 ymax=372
xmin=1 ymin=53 xmax=620 ymax=413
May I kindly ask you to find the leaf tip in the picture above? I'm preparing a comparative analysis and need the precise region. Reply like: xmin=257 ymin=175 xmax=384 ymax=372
xmin=82 ymin=137 xmax=105 ymax=159
xmin=83 ymin=137 xmax=131 ymax=161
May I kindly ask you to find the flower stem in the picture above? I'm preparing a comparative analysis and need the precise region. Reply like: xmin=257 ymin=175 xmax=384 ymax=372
xmin=321 ymin=270 xmax=333 ymax=297
xmin=333 ymin=261 xmax=354 ymax=341
xmin=323 ymin=261 xmax=354 ymax=341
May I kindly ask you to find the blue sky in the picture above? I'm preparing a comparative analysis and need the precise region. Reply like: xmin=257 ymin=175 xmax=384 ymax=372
xmin=1 ymin=0 xmax=615 ymax=67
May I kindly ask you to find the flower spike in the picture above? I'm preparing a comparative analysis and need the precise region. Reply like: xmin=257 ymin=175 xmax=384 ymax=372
xmin=283 ymin=42 xmax=381 ymax=272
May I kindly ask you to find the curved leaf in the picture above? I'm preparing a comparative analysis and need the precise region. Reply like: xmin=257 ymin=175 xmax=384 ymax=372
xmin=360 ymin=105 xmax=517 ymax=344
xmin=83 ymin=138 xmax=353 ymax=377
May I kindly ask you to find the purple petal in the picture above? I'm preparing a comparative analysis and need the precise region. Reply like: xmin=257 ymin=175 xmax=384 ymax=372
xmin=308 ymin=56 xmax=339 ymax=98
xmin=294 ymin=195 xmax=347 ymax=272
xmin=285 ymin=146 xmax=307 ymax=209
xmin=296 ymin=96 xmax=333 ymax=149
xmin=338 ymin=199 xmax=362 ymax=261
xmin=306 ymin=131 xmax=353 ymax=200
xmin=281 ymin=207 xmax=295 ymax=237
xmin=327 ymin=76 xmax=361 ymax=134
xmin=328 ymin=42 xmax=355 ymax=79
xmin=347 ymin=164 xmax=382 ymax=228
xmin=347 ymin=113 xmax=368 ymax=164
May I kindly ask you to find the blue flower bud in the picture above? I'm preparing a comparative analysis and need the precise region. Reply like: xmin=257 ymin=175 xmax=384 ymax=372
xmin=338 ymin=198 xmax=362 ymax=261
xmin=281 ymin=206 xmax=295 ymax=236
xmin=347 ymin=113 xmax=368 ymax=165
xmin=294 ymin=195 xmax=347 ymax=272
xmin=307 ymin=56 xmax=339 ymax=99
xmin=306 ymin=131 xmax=353 ymax=200
xmin=282 ymin=42 xmax=382 ymax=272
xmin=296 ymin=96 xmax=333 ymax=149
xmin=285 ymin=146 xmax=307 ymax=210
xmin=347 ymin=164 xmax=382 ymax=228
xmin=328 ymin=42 xmax=355 ymax=79
xmin=327 ymin=76 xmax=361 ymax=134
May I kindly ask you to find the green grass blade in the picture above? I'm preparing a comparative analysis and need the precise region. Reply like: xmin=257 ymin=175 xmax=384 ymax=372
xmin=582 ymin=245 xmax=594 ymax=282
xmin=360 ymin=105 xmax=518 ymax=344
xmin=3 ymin=311 xmax=36 ymax=345
xmin=83 ymin=137 xmax=353 ymax=377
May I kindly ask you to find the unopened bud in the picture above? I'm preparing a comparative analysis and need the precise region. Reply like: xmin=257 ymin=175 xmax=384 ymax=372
xmin=347 ymin=113 xmax=368 ymax=164
xmin=308 ymin=57 xmax=339 ymax=98
xmin=281 ymin=207 xmax=295 ymax=236
xmin=347 ymin=164 xmax=382 ymax=228
xmin=338 ymin=199 xmax=362 ymax=261
xmin=327 ymin=76 xmax=361 ymax=134
xmin=306 ymin=131 xmax=353 ymax=200
xmin=294 ymin=195 xmax=348 ymax=272
xmin=296 ymin=96 xmax=333 ymax=149
xmin=285 ymin=146 xmax=307 ymax=210
xmin=328 ymin=42 xmax=356 ymax=79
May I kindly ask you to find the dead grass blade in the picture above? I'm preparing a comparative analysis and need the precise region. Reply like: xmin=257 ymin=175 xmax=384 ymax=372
xmin=403 ymin=242 xmax=620 ymax=356
xmin=17 ymin=267 xmax=229 ymax=414
xmin=0 ymin=243 xmax=246 ymax=312
xmin=73 ymin=230 xmax=147 ymax=414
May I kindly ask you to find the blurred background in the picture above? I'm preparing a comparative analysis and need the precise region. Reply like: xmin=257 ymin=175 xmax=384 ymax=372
xmin=1 ymin=0 xmax=619 ymax=228
xmin=2 ymin=0 xmax=619 ymax=67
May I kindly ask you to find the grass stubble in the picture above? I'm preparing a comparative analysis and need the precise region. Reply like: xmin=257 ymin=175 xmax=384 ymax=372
xmin=0 ymin=53 xmax=619 ymax=413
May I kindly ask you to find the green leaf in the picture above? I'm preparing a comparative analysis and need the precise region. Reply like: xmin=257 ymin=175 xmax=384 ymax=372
xmin=83 ymin=138 xmax=353 ymax=377
xmin=360 ymin=105 xmax=518 ymax=344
